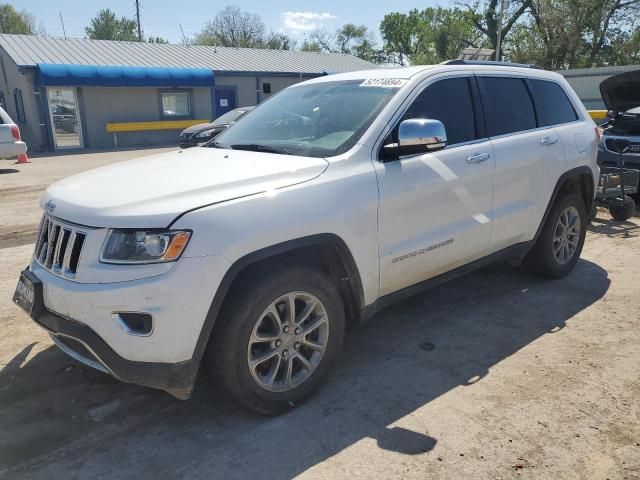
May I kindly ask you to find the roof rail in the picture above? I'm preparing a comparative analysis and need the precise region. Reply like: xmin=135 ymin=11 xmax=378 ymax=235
xmin=441 ymin=59 xmax=543 ymax=70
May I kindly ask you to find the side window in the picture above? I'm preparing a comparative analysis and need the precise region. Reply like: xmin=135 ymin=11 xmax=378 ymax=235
xmin=478 ymin=77 xmax=536 ymax=136
xmin=402 ymin=77 xmax=477 ymax=145
xmin=159 ymin=90 xmax=192 ymax=118
xmin=529 ymin=79 xmax=578 ymax=126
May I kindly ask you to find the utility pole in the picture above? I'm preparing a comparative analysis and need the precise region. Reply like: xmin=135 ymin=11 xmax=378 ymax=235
xmin=59 ymin=12 xmax=67 ymax=40
xmin=179 ymin=24 xmax=188 ymax=45
xmin=135 ymin=0 xmax=142 ymax=42
xmin=495 ymin=0 xmax=509 ymax=61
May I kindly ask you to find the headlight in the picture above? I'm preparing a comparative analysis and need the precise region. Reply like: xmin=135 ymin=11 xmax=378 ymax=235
xmin=101 ymin=230 xmax=191 ymax=264
xmin=195 ymin=129 xmax=217 ymax=139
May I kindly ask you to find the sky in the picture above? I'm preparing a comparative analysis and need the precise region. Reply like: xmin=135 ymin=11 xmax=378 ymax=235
xmin=17 ymin=0 xmax=444 ymax=45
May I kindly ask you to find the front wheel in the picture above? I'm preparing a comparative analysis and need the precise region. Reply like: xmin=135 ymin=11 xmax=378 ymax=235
xmin=525 ymin=193 xmax=587 ymax=278
xmin=205 ymin=265 xmax=345 ymax=414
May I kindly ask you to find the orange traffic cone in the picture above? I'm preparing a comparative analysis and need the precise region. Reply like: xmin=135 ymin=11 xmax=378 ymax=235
xmin=16 ymin=153 xmax=29 ymax=164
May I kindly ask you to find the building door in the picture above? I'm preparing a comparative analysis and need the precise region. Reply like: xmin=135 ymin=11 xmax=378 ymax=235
xmin=214 ymin=88 xmax=236 ymax=118
xmin=47 ymin=87 xmax=83 ymax=149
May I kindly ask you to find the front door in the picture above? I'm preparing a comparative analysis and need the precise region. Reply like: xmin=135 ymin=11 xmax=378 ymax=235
xmin=47 ymin=87 xmax=83 ymax=149
xmin=375 ymin=75 xmax=495 ymax=296
xmin=214 ymin=88 xmax=236 ymax=118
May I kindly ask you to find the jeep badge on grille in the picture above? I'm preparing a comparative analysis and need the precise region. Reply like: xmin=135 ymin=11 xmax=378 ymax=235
xmin=44 ymin=200 xmax=56 ymax=213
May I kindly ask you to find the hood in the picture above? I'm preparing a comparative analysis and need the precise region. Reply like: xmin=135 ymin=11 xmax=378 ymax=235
xmin=600 ymin=69 xmax=640 ymax=113
xmin=43 ymin=147 xmax=329 ymax=228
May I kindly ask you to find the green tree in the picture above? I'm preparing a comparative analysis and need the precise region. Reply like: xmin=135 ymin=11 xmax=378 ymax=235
xmin=147 ymin=36 xmax=169 ymax=44
xmin=462 ymin=0 xmax=534 ymax=59
xmin=300 ymin=39 xmax=322 ymax=52
xmin=380 ymin=8 xmax=482 ymax=65
xmin=309 ymin=24 xmax=385 ymax=62
xmin=509 ymin=0 xmax=640 ymax=68
xmin=262 ymin=31 xmax=295 ymax=50
xmin=85 ymin=8 xmax=139 ymax=41
xmin=0 ymin=4 xmax=36 ymax=34
xmin=195 ymin=5 xmax=265 ymax=47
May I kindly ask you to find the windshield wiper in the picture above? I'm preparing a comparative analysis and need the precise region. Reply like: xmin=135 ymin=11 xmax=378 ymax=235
xmin=208 ymin=140 xmax=230 ymax=149
xmin=228 ymin=143 xmax=294 ymax=155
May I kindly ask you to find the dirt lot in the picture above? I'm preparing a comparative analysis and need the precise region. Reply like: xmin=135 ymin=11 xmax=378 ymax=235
xmin=1 ymin=149 xmax=639 ymax=479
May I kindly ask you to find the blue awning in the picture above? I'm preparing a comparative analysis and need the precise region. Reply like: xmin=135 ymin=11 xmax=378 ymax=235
xmin=37 ymin=64 xmax=214 ymax=87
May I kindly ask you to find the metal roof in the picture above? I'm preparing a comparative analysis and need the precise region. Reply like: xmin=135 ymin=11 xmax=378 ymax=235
xmin=0 ymin=34 xmax=376 ymax=74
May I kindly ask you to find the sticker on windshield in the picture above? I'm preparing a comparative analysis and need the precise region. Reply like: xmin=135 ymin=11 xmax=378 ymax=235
xmin=360 ymin=78 xmax=407 ymax=88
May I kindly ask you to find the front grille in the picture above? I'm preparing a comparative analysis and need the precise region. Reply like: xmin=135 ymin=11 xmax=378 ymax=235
xmin=605 ymin=139 xmax=640 ymax=154
xmin=34 ymin=214 xmax=86 ymax=278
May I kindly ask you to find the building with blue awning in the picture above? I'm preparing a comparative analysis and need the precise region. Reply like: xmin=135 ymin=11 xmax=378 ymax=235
xmin=0 ymin=34 xmax=375 ymax=151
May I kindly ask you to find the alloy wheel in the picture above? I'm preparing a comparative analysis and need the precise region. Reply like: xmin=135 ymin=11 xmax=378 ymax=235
xmin=553 ymin=206 xmax=581 ymax=265
xmin=247 ymin=291 xmax=329 ymax=392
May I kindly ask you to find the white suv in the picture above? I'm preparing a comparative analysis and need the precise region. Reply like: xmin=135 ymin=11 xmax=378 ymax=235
xmin=14 ymin=62 xmax=599 ymax=414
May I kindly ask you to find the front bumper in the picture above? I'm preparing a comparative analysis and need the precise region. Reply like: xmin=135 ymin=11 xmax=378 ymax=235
xmin=25 ymin=253 xmax=230 ymax=397
xmin=598 ymin=148 xmax=640 ymax=168
xmin=35 ymin=308 xmax=195 ymax=397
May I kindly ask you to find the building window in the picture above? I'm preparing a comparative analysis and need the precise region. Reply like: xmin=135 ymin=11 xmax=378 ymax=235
xmin=13 ymin=88 xmax=26 ymax=123
xmin=263 ymin=83 xmax=271 ymax=94
xmin=160 ymin=91 xmax=191 ymax=118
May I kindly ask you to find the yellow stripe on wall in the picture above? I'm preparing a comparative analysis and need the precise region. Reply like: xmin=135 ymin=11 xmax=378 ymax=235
xmin=588 ymin=110 xmax=607 ymax=121
xmin=106 ymin=119 xmax=208 ymax=133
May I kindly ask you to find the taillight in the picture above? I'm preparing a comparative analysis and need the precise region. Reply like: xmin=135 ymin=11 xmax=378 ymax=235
xmin=10 ymin=125 xmax=20 ymax=140
xmin=594 ymin=126 xmax=602 ymax=142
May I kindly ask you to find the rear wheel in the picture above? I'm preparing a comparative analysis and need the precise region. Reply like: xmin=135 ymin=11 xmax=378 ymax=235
xmin=525 ymin=193 xmax=586 ymax=278
xmin=205 ymin=264 xmax=345 ymax=414
xmin=609 ymin=195 xmax=635 ymax=221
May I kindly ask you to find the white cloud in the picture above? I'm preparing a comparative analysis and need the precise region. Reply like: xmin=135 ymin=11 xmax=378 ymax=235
xmin=281 ymin=11 xmax=337 ymax=32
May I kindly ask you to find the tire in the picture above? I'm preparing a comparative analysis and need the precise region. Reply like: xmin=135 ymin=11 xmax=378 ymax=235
xmin=609 ymin=195 xmax=636 ymax=221
xmin=205 ymin=264 xmax=345 ymax=414
xmin=587 ymin=202 xmax=597 ymax=223
xmin=525 ymin=193 xmax=587 ymax=278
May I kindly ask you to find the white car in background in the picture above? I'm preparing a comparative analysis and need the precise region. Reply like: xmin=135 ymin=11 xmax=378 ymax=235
xmin=0 ymin=106 xmax=27 ymax=161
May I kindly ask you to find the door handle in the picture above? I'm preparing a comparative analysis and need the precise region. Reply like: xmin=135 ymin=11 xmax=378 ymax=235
xmin=540 ymin=136 xmax=559 ymax=146
xmin=466 ymin=152 xmax=490 ymax=164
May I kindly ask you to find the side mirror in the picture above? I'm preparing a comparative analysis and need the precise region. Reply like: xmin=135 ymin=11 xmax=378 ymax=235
xmin=395 ymin=118 xmax=447 ymax=157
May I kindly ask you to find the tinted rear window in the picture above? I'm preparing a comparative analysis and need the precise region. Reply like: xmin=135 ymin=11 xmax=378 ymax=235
xmin=402 ymin=77 xmax=477 ymax=145
xmin=478 ymin=77 xmax=536 ymax=136
xmin=529 ymin=79 xmax=578 ymax=126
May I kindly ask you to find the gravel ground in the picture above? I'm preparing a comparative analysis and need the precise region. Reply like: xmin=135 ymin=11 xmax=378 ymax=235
xmin=1 ymin=149 xmax=639 ymax=480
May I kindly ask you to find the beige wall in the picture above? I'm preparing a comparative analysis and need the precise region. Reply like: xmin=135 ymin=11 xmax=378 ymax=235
xmin=77 ymin=86 xmax=212 ymax=149
xmin=0 ymin=52 xmax=47 ymax=151
xmin=0 ymin=54 xmax=324 ymax=151
xmin=214 ymin=74 xmax=318 ymax=117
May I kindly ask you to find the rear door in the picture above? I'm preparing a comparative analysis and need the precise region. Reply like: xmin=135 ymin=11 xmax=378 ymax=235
xmin=527 ymin=78 xmax=587 ymax=172
xmin=375 ymin=74 xmax=495 ymax=296
xmin=476 ymin=75 xmax=566 ymax=249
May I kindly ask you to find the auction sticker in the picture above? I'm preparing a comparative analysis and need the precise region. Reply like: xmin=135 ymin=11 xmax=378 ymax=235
xmin=360 ymin=78 xmax=407 ymax=88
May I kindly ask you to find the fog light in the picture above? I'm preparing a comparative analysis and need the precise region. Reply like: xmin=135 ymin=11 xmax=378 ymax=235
xmin=112 ymin=312 xmax=153 ymax=336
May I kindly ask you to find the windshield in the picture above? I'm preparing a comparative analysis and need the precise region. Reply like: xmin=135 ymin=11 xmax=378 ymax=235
xmin=214 ymin=108 xmax=250 ymax=125
xmin=212 ymin=80 xmax=401 ymax=158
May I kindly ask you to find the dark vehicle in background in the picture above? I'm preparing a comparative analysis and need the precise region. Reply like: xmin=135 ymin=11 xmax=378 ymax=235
xmin=598 ymin=70 xmax=640 ymax=170
xmin=179 ymin=106 xmax=254 ymax=148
